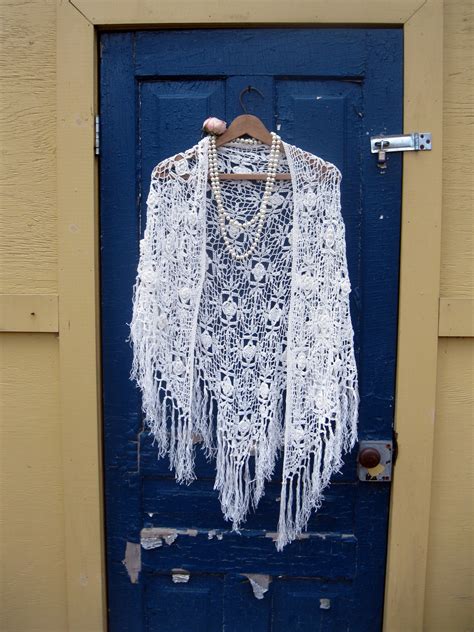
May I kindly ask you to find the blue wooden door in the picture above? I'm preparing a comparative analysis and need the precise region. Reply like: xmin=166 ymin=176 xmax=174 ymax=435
xmin=100 ymin=28 xmax=402 ymax=631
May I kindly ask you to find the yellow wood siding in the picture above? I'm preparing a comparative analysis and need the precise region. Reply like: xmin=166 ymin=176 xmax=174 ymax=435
xmin=423 ymin=1 xmax=474 ymax=629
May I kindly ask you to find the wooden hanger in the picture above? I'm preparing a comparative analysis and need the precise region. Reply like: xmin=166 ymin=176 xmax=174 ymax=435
xmin=210 ymin=114 xmax=291 ymax=181
xmin=166 ymin=112 xmax=331 ymax=182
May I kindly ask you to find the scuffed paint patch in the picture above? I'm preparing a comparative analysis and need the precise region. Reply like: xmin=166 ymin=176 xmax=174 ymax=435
xmin=123 ymin=542 xmax=141 ymax=584
xmin=140 ymin=527 xmax=198 ymax=550
xmin=207 ymin=529 xmax=223 ymax=540
xmin=172 ymin=568 xmax=191 ymax=584
xmin=265 ymin=531 xmax=310 ymax=541
xmin=320 ymin=598 xmax=331 ymax=610
xmin=243 ymin=573 xmax=272 ymax=599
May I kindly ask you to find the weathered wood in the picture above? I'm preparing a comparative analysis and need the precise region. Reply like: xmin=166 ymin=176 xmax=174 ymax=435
xmin=100 ymin=27 xmax=402 ymax=631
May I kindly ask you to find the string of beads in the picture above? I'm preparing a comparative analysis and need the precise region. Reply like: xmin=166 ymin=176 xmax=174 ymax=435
xmin=208 ymin=131 xmax=282 ymax=261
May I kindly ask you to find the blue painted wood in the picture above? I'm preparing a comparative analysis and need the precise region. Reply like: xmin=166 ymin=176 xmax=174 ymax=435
xmin=100 ymin=28 xmax=403 ymax=631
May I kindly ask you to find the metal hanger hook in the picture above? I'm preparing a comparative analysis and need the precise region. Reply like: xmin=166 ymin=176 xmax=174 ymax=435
xmin=239 ymin=85 xmax=265 ymax=114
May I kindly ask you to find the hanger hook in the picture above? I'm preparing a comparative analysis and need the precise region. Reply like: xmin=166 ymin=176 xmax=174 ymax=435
xmin=239 ymin=85 xmax=265 ymax=114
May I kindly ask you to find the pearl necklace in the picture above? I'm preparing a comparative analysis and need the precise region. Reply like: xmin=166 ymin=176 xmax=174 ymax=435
xmin=208 ymin=131 xmax=282 ymax=261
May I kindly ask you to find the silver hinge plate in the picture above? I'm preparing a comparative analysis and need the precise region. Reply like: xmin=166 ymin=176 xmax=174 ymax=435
xmin=357 ymin=440 xmax=393 ymax=482
xmin=95 ymin=115 xmax=100 ymax=156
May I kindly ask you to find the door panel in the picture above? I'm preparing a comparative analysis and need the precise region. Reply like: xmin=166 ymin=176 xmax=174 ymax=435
xmin=100 ymin=28 xmax=402 ymax=631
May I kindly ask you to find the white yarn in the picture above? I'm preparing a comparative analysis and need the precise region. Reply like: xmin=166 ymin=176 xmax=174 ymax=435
xmin=129 ymin=134 xmax=359 ymax=551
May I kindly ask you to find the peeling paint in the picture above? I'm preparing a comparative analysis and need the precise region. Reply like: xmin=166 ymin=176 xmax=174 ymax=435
xmin=140 ymin=527 xmax=198 ymax=549
xmin=122 ymin=542 xmax=141 ymax=584
xmin=320 ymin=598 xmax=331 ymax=610
xmin=172 ymin=568 xmax=191 ymax=584
xmin=207 ymin=529 xmax=223 ymax=540
xmin=243 ymin=573 xmax=272 ymax=599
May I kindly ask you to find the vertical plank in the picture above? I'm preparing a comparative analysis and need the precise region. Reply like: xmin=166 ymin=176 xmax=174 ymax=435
xmin=383 ymin=2 xmax=444 ymax=630
xmin=57 ymin=2 xmax=106 ymax=630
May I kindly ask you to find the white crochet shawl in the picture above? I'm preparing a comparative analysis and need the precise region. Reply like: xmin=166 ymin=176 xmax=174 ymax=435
xmin=130 ymin=133 xmax=359 ymax=551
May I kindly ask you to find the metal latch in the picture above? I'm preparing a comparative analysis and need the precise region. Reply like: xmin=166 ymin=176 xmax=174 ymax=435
xmin=370 ymin=132 xmax=432 ymax=168
xmin=357 ymin=440 xmax=393 ymax=482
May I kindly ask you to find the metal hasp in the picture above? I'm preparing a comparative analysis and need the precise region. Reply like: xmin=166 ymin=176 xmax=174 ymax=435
xmin=370 ymin=132 xmax=432 ymax=168
xmin=357 ymin=440 xmax=393 ymax=482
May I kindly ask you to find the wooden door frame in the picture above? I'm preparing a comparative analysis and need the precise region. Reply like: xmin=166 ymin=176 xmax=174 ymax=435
xmin=57 ymin=2 xmax=443 ymax=629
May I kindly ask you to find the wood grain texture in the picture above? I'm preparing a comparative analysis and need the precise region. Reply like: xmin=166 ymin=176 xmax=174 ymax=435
xmin=424 ymin=338 xmax=474 ymax=632
xmin=0 ymin=0 xmax=58 ymax=295
xmin=440 ymin=0 xmax=474 ymax=299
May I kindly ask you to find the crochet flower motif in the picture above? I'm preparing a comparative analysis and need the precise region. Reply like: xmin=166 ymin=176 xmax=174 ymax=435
xmin=200 ymin=331 xmax=213 ymax=349
xmin=221 ymin=375 xmax=234 ymax=396
xmin=312 ymin=388 xmax=327 ymax=410
xmin=315 ymin=309 xmax=333 ymax=338
xmin=340 ymin=277 xmax=352 ymax=294
xmin=270 ymin=192 xmax=285 ymax=207
xmin=324 ymin=224 xmax=336 ymax=249
xmin=228 ymin=223 xmax=242 ymax=239
xmin=268 ymin=305 xmax=282 ymax=323
xmin=172 ymin=358 xmax=186 ymax=376
xmin=237 ymin=418 xmax=250 ymax=434
xmin=258 ymin=381 xmax=270 ymax=400
xmin=303 ymin=189 xmax=317 ymax=208
xmin=164 ymin=231 xmax=177 ymax=255
xmin=297 ymin=273 xmax=317 ymax=293
xmin=178 ymin=286 xmax=192 ymax=304
xmin=139 ymin=262 xmax=155 ymax=284
xmin=222 ymin=298 xmax=237 ymax=318
xmin=187 ymin=207 xmax=199 ymax=228
xmin=174 ymin=157 xmax=190 ymax=177
xmin=241 ymin=341 xmax=257 ymax=361
xmin=292 ymin=426 xmax=306 ymax=442
xmin=252 ymin=262 xmax=266 ymax=282
xmin=296 ymin=351 xmax=307 ymax=372
xmin=156 ymin=313 xmax=168 ymax=330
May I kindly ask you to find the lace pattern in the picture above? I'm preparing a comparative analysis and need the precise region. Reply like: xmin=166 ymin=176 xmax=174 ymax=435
xmin=129 ymin=134 xmax=359 ymax=551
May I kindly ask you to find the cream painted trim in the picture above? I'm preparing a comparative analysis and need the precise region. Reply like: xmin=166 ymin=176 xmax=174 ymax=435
xmin=383 ymin=2 xmax=443 ymax=630
xmin=71 ymin=0 xmax=424 ymax=25
xmin=0 ymin=294 xmax=58 ymax=332
xmin=57 ymin=3 xmax=106 ymax=631
xmin=439 ymin=298 xmax=474 ymax=337
xmin=58 ymin=1 xmax=441 ymax=630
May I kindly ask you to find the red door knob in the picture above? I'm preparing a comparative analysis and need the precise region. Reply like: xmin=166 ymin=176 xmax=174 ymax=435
xmin=358 ymin=447 xmax=381 ymax=469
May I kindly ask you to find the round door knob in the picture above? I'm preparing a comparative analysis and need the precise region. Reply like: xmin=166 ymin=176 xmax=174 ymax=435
xmin=358 ymin=447 xmax=381 ymax=469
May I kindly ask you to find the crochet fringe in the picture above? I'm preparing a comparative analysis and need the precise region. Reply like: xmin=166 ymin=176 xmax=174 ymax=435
xmin=129 ymin=133 xmax=360 ymax=551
